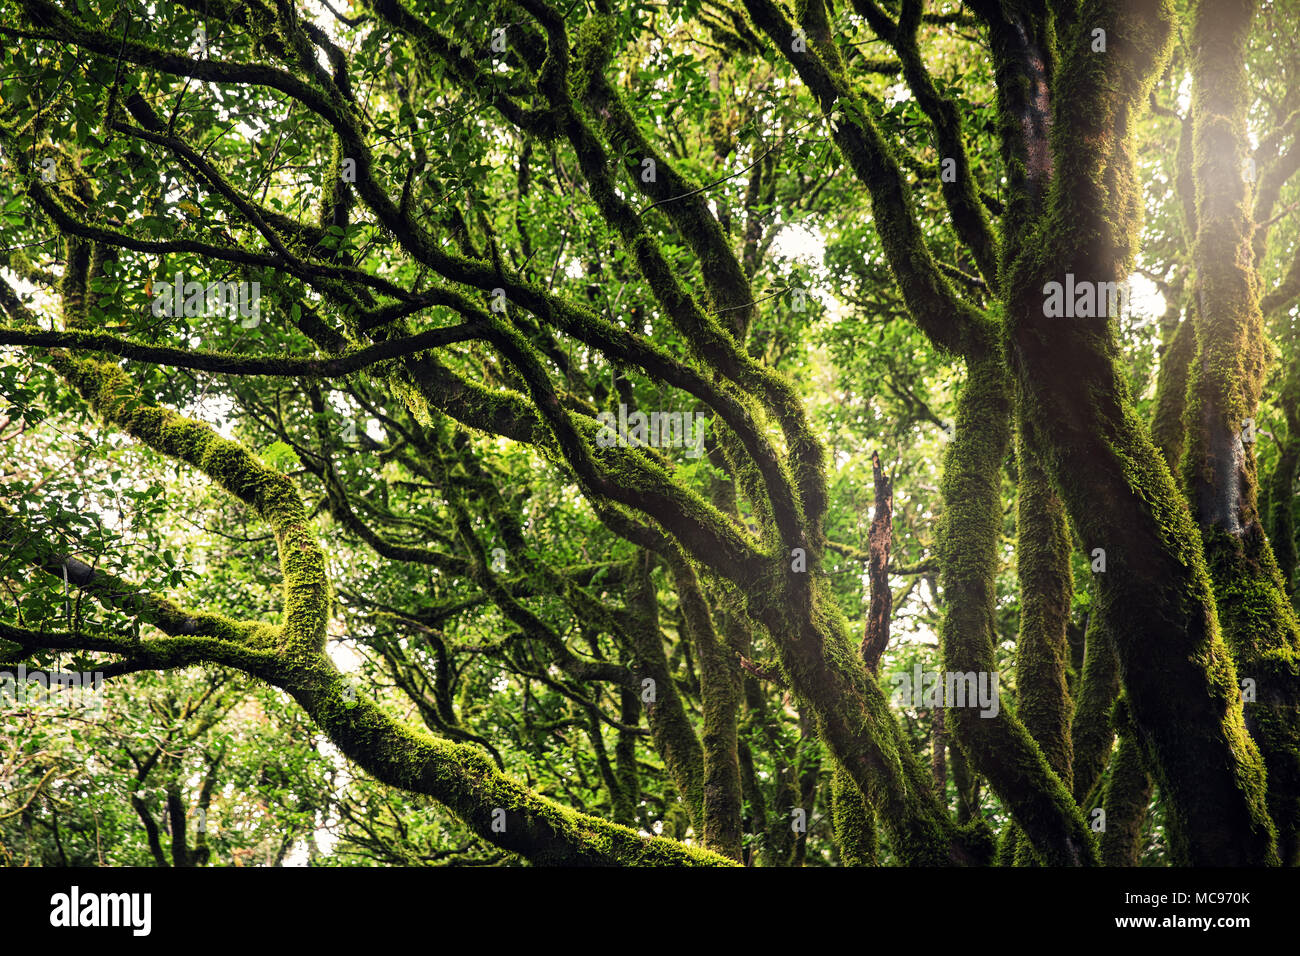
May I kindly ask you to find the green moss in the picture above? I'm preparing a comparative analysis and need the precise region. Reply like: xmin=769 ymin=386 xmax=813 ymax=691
xmin=277 ymin=655 xmax=734 ymax=866
xmin=830 ymin=765 xmax=877 ymax=865
xmin=1100 ymin=710 xmax=1154 ymax=866
xmin=995 ymin=826 xmax=1020 ymax=867
xmin=1264 ymin=364 xmax=1300 ymax=599
xmin=939 ymin=356 xmax=1095 ymax=865
xmin=1014 ymin=422 xmax=1076 ymax=788
xmin=55 ymin=356 xmax=330 ymax=653
xmin=1175 ymin=0 xmax=1300 ymax=863
xmin=670 ymin=557 xmax=743 ymax=860
xmin=568 ymin=13 xmax=618 ymax=100
xmin=1151 ymin=313 xmax=1193 ymax=471
xmin=621 ymin=554 xmax=707 ymax=833
xmin=744 ymin=572 xmax=966 ymax=864
xmin=999 ymin=0 xmax=1280 ymax=865
xmin=1070 ymin=598 xmax=1120 ymax=804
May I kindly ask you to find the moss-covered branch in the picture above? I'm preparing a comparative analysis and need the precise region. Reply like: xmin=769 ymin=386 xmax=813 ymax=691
xmin=938 ymin=356 xmax=1094 ymax=865
xmin=743 ymin=0 xmax=997 ymax=361
xmin=36 ymin=355 xmax=732 ymax=865
xmin=0 ymin=324 xmax=485 ymax=377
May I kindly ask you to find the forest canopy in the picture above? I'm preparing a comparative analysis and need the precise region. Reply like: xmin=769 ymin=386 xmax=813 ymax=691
xmin=0 ymin=0 xmax=1298 ymax=868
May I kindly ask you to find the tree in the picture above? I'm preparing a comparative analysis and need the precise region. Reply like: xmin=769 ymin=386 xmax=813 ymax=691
xmin=1 ymin=0 xmax=1298 ymax=866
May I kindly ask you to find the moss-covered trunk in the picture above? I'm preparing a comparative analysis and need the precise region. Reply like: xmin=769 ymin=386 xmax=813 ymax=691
xmin=1265 ymin=409 xmax=1299 ymax=603
xmin=670 ymin=559 xmax=744 ymax=861
xmin=1005 ymin=0 xmax=1277 ymax=865
xmin=1009 ymin=425 xmax=1078 ymax=865
xmin=938 ymin=356 xmax=1095 ymax=865
xmin=1152 ymin=312 xmax=1195 ymax=470
xmin=749 ymin=580 xmax=973 ymax=864
xmin=1100 ymin=727 xmax=1155 ymax=866
xmin=1014 ymin=424 xmax=1076 ymax=788
xmin=621 ymin=553 xmax=707 ymax=832
xmin=1183 ymin=0 xmax=1300 ymax=865
xmin=1070 ymin=599 xmax=1121 ymax=806
xmin=830 ymin=765 xmax=877 ymax=866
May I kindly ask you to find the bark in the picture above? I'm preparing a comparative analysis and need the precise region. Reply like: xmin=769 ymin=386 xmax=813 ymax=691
xmin=742 ymin=676 xmax=798 ymax=867
xmin=1004 ymin=0 xmax=1277 ymax=865
xmin=830 ymin=766 xmax=877 ymax=866
xmin=1183 ymin=0 xmax=1300 ymax=864
xmin=861 ymin=451 xmax=894 ymax=672
xmin=737 ymin=736 xmax=766 ymax=866
xmin=1152 ymin=311 xmax=1195 ymax=471
xmin=932 ymin=705 xmax=947 ymax=797
xmin=1008 ymin=423 xmax=1078 ymax=865
xmin=621 ymin=553 xmax=708 ymax=832
xmin=670 ymin=559 xmax=744 ymax=861
xmin=1014 ymin=423 xmax=1076 ymax=788
xmin=791 ymin=716 xmax=822 ymax=867
xmin=1070 ymin=601 xmax=1121 ymax=805
xmin=1100 ymin=722 xmax=1155 ymax=866
xmin=939 ymin=356 xmax=1095 ymax=865
xmin=1262 ymin=329 xmax=1300 ymax=606
xmin=613 ymin=688 xmax=641 ymax=828
xmin=950 ymin=744 xmax=979 ymax=826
